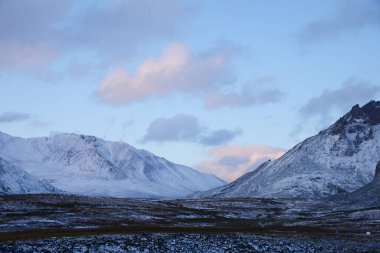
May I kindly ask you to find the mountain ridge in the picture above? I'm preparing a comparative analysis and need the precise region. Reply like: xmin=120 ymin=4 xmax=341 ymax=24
xmin=0 ymin=131 xmax=224 ymax=198
xmin=191 ymin=101 xmax=380 ymax=199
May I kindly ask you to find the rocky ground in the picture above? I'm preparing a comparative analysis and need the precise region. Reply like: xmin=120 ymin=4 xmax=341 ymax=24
xmin=1 ymin=233 xmax=379 ymax=253
xmin=0 ymin=194 xmax=379 ymax=252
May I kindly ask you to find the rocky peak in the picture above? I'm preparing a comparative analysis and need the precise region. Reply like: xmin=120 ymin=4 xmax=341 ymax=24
xmin=323 ymin=101 xmax=380 ymax=156
xmin=329 ymin=101 xmax=380 ymax=136
xmin=360 ymin=100 xmax=380 ymax=125
xmin=345 ymin=100 xmax=380 ymax=125
xmin=80 ymin=134 xmax=98 ymax=144
xmin=349 ymin=104 xmax=362 ymax=118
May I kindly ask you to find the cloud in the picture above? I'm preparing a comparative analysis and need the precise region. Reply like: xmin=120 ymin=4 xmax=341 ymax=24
xmin=97 ymin=45 xmax=284 ymax=109
xmin=0 ymin=112 xmax=31 ymax=124
xmin=142 ymin=114 xmax=201 ymax=143
xmin=298 ymin=0 xmax=380 ymax=45
xmin=204 ymin=87 xmax=284 ymax=109
xmin=0 ymin=0 xmax=192 ymax=70
xmin=300 ymin=78 xmax=380 ymax=121
xmin=0 ymin=0 xmax=70 ymax=68
xmin=97 ymin=43 xmax=235 ymax=105
xmin=142 ymin=114 xmax=240 ymax=145
xmin=197 ymin=145 xmax=286 ymax=182
xmin=203 ymin=75 xmax=284 ymax=109
xmin=217 ymin=155 xmax=250 ymax=167
xmin=74 ymin=0 xmax=192 ymax=59
xmin=199 ymin=129 xmax=242 ymax=146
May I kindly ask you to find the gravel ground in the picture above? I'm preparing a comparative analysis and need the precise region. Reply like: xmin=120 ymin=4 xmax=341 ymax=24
xmin=1 ymin=195 xmax=379 ymax=252
xmin=1 ymin=233 xmax=379 ymax=253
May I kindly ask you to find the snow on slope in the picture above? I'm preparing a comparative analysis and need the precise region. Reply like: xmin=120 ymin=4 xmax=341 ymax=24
xmin=0 ymin=132 xmax=224 ymax=198
xmin=0 ymin=157 xmax=56 ymax=194
xmin=192 ymin=101 xmax=380 ymax=199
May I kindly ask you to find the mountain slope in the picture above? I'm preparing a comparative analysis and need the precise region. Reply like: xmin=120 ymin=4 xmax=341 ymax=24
xmin=333 ymin=161 xmax=380 ymax=208
xmin=0 ymin=157 xmax=56 ymax=194
xmin=192 ymin=101 xmax=380 ymax=199
xmin=0 ymin=132 xmax=224 ymax=198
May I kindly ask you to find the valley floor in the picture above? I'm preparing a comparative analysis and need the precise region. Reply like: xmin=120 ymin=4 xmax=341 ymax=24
xmin=0 ymin=194 xmax=379 ymax=252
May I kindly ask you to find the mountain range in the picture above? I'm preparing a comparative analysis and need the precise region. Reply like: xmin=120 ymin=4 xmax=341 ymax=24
xmin=2 ymin=100 xmax=379 ymax=200
xmin=0 ymin=132 xmax=224 ymax=198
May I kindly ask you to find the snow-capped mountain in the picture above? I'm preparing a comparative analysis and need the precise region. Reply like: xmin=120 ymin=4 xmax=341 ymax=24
xmin=192 ymin=101 xmax=380 ymax=199
xmin=0 ymin=157 xmax=57 ymax=194
xmin=0 ymin=132 xmax=224 ymax=198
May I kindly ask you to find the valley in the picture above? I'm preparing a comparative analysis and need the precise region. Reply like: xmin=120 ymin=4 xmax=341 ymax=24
xmin=1 ymin=101 xmax=380 ymax=252
xmin=0 ymin=194 xmax=379 ymax=252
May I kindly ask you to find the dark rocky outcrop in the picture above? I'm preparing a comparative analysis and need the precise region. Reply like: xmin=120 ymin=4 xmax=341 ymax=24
xmin=329 ymin=100 xmax=380 ymax=136
xmin=375 ymin=160 xmax=380 ymax=179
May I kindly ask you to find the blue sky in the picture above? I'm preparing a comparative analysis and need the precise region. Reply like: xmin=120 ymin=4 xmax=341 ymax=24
xmin=1 ymin=0 xmax=380 ymax=181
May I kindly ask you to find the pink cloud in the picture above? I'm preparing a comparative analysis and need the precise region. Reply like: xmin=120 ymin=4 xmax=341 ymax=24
xmin=97 ymin=43 xmax=234 ymax=104
xmin=96 ymin=42 xmax=284 ymax=109
xmin=197 ymin=144 xmax=285 ymax=182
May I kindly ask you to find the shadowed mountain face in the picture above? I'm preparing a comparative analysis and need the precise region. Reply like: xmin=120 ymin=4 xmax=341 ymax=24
xmin=192 ymin=101 xmax=380 ymax=199
xmin=0 ymin=132 xmax=224 ymax=198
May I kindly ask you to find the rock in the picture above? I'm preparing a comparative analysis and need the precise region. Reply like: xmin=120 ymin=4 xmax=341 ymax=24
xmin=375 ymin=161 xmax=380 ymax=179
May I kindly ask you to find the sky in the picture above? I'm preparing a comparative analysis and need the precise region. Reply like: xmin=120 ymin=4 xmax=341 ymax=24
xmin=1 ymin=0 xmax=380 ymax=182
